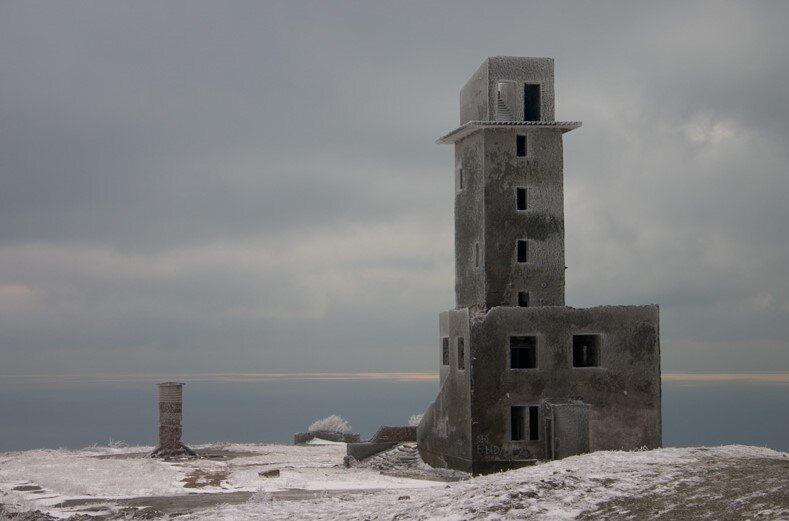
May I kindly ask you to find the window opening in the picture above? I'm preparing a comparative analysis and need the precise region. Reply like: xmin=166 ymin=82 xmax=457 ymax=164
xmin=475 ymin=243 xmax=480 ymax=268
xmin=441 ymin=337 xmax=449 ymax=366
xmin=457 ymin=338 xmax=465 ymax=370
xmin=458 ymin=168 xmax=464 ymax=190
xmin=511 ymin=406 xmax=525 ymax=441
xmin=528 ymin=406 xmax=540 ymax=440
xmin=510 ymin=336 xmax=537 ymax=368
xmin=524 ymin=84 xmax=541 ymax=121
xmin=516 ymin=135 xmax=527 ymax=157
xmin=517 ymin=240 xmax=528 ymax=263
xmin=573 ymin=335 xmax=601 ymax=367
xmin=516 ymin=187 xmax=527 ymax=210
xmin=517 ymin=291 xmax=529 ymax=307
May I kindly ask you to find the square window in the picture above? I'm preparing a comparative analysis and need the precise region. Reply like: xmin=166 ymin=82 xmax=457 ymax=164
xmin=511 ymin=406 xmax=540 ymax=441
xmin=510 ymin=336 xmax=537 ymax=368
xmin=457 ymin=337 xmax=465 ymax=370
xmin=517 ymin=291 xmax=529 ymax=307
xmin=441 ymin=337 xmax=449 ymax=366
xmin=573 ymin=335 xmax=601 ymax=367
xmin=517 ymin=240 xmax=528 ymax=263
xmin=516 ymin=135 xmax=527 ymax=157
xmin=516 ymin=187 xmax=527 ymax=210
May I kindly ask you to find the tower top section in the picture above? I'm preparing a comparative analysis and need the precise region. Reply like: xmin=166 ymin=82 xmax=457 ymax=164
xmin=461 ymin=56 xmax=555 ymax=125
xmin=439 ymin=57 xmax=580 ymax=144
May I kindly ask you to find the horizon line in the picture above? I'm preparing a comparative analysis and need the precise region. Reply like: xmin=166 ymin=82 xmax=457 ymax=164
xmin=0 ymin=371 xmax=787 ymax=384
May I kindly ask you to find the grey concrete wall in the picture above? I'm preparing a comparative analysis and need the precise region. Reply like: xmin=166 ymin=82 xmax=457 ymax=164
xmin=482 ymin=128 xmax=565 ymax=308
xmin=417 ymin=308 xmax=473 ymax=472
xmin=460 ymin=57 xmax=555 ymax=124
xmin=469 ymin=305 xmax=661 ymax=464
xmin=459 ymin=59 xmax=488 ymax=125
xmin=454 ymin=132 xmax=486 ymax=309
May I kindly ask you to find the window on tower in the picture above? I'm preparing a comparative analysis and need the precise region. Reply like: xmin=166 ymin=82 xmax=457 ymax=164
xmin=457 ymin=338 xmax=466 ymax=370
xmin=458 ymin=168 xmax=464 ymax=190
xmin=573 ymin=335 xmax=601 ymax=367
xmin=517 ymin=240 xmax=528 ymax=263
xmin=516 ymin=187 xmax=527 ymax=210
xmin=441 ymin=337 xmax=449 ymax=366
xmin=524 ymin=84 xmax=541 ymax=121
xmin=510 ymin=336 xmax=537 ymax=368
xmin=517 ymin=291 xmax=529 ymax=307
xmin=516 ymin=135 xmax=527 ymax=157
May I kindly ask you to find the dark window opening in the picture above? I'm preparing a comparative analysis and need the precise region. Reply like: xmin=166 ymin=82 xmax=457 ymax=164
xmin=524 ymin=84 xmax=541 ymax=121
xmin=573 ymin=334 xmax=601 ymax=367
xmin=517 ymin=291 xmax=529 ymax=307
xmin=474 ymin=243 xmax=480 ymax=268
xmin=516 ymin=187 xmax=527 ymax=210
xmin=441 ymin=337 xmax=449 ymax=365
xmin=457 ymin=338 xmax=465 ymax=370
xmin=529 ymin=406 xmax=540 ymax=440
xmin=516 ymin=135 xmax=527 ymax=157
xmin=510 ymin=336 xmax=537 ymax=368
xmin=517 ymin=240 xmax=528 ymax=263
xmin=511 ymin=406 xmax=525 ymax=441
xmin=458 ymin=168 xmax=464 ymax=190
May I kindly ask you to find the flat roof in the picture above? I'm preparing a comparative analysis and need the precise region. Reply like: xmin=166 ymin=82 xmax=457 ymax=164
xmin=437 ymin=121 xmax=582 ymax=144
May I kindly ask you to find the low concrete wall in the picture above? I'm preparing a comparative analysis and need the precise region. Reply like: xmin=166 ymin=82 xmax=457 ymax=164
xmin=293 ymin=431 xmax=360 ymax=445
xmin=346 ymin=441 xmax=397 ymax=461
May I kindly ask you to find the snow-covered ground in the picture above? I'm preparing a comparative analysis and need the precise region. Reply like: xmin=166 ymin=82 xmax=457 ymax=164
xmin=1 ymin=443 xmax=786 ymax=520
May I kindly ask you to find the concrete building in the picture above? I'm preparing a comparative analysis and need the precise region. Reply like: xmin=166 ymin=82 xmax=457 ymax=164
xmin=417 ymin=57 xmax=661 ymax=475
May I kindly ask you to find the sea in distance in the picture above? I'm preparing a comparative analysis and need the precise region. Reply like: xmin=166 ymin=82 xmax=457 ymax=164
xmin=0 ymin=373 xmax=787 ymax=453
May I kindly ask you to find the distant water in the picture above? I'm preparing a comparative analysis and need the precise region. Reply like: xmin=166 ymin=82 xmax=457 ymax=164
xmin=0 ymin=375 xmax=787 ymax=452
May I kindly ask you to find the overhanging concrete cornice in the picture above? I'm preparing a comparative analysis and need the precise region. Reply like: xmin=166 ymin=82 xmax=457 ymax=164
xmin=437 ymin=121 xmax=582 ymax=144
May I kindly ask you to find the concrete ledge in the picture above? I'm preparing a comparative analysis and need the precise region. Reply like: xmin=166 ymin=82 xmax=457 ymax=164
xmin=370 ymin=426 xmax=417 ymax=443
xmin=346 ymin=441 xmax=397 ymax=461
xmin=293 ymin=431 xmax=361 ymax=445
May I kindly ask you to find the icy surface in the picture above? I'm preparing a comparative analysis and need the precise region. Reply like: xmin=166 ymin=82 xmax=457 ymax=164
xmin=1 ymin=444 xmax=786 ymax=520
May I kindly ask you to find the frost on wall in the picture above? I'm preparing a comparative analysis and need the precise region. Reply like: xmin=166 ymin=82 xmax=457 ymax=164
xmin=308 ymin=414 xmax=352 ymax=434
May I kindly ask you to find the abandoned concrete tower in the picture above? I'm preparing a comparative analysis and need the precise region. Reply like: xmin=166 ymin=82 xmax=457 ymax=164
xmin=417 ymin=57 xmax=661 ymax=475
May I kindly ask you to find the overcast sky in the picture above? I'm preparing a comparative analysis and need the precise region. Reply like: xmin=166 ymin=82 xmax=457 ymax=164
xmin=1 ymin=1 xmax=788 ymax=376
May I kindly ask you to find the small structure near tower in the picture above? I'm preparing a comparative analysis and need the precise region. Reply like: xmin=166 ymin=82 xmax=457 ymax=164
xmin=417 ymin=57 xmax=661 ymax=475
xmin=149 ymin=382 xmax=197 ymax=459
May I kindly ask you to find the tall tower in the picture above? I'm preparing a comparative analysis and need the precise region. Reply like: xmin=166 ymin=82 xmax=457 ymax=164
xmin=417 ymin=57 xmax=661 ymax=475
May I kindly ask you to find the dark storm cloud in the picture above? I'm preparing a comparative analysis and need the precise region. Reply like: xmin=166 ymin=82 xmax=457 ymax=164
xmin=1 ymin=1 xmax=788 ymax=375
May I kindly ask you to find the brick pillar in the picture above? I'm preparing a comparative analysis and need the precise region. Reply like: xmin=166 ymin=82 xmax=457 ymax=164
xmin=150 ymin=382 xmax=196 ymax=458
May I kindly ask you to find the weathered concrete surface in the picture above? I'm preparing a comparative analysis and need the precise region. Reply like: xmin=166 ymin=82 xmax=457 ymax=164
xmin=346 ymin=442 xmax=398 ymax=461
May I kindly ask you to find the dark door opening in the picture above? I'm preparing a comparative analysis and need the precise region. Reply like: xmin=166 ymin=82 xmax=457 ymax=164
xmin=524 ymin=84 xmax=541 ymax=121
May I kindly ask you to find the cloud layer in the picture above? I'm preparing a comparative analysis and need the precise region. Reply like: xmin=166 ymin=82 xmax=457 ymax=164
xmin=1 ymin=1 xmax=788 ymax=374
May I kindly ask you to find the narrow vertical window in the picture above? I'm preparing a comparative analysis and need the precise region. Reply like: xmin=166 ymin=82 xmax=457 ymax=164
xmin=516 ymin=187 xmax=527 ymax=210
xmin=524 ymin=84 xmax=541 ymax=121
xmin=458 ymin=168 xmax=464 ymax=190
xmin=516 ymin=135 xmax=527 ymax=157
xmin=475 ymin=243 xmax=480 ymax=268
xmin=517 ymin=291 xmax=529 ymax=307
xmin=441 ymin=337 xmax=449 ymax=366
xmin=517 ymin=240 xmax=528 ymax=263
xmin=457 ymin=338 xmax=465 ymax=370
xmin=528 ymin=406 xmax=540 ymax=441
xmin=511 ymin=406 xmax=525 ymax=441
